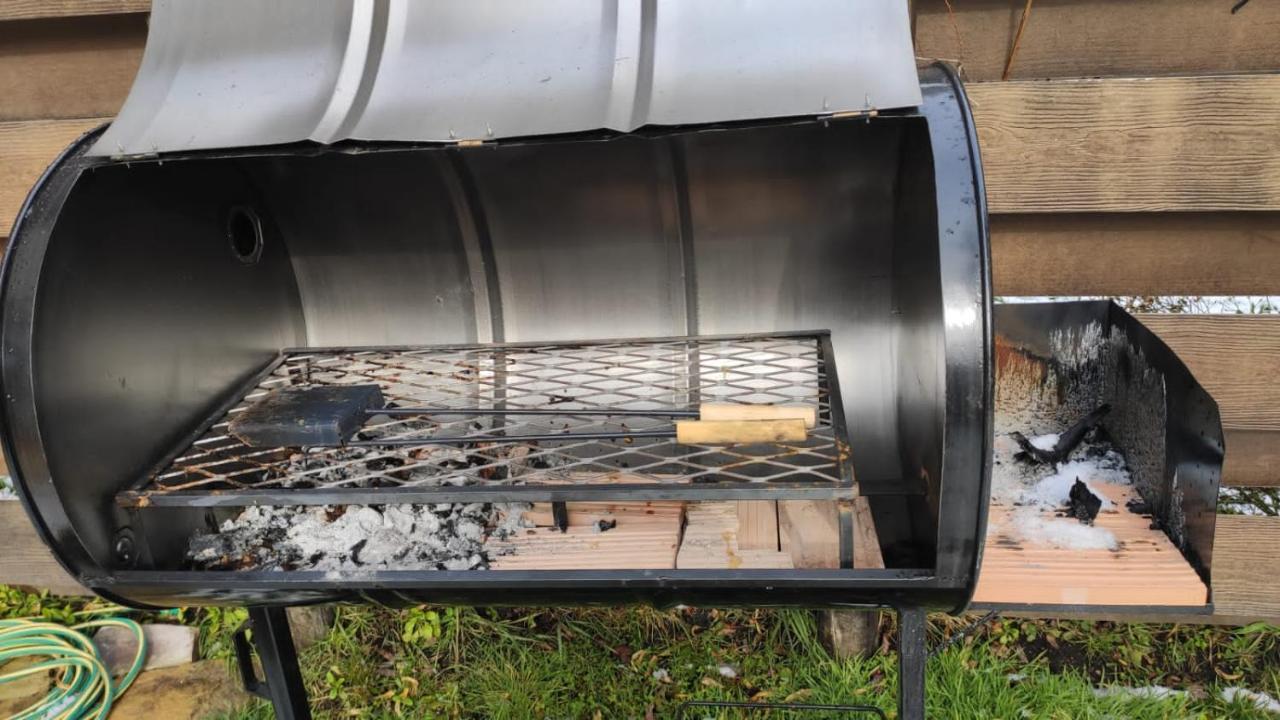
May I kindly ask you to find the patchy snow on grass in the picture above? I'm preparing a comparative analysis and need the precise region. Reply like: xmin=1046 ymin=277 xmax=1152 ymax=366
xmin=0 ymin=475 xmax=14 ymax=501
xmin=1093 ymin=685 xmax=1186 ymax=701
xmin=1222 ymin=687 xmax=1280 ymax=714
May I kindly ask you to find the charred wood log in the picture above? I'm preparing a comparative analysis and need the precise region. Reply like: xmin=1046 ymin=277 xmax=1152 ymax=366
xmin=1012 ymin=404 xmax=1112 ymax=465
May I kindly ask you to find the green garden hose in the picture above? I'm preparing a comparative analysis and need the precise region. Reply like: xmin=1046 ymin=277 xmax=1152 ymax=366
xmin=0 ymin=616 xmax=146 ymax=720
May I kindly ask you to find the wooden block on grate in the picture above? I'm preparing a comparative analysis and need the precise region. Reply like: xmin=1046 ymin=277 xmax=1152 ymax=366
xmin=851 ymin=497 xmax=884 ymax=570
xmin=973 ymin=483 xmax=1208 ymax=607
xmin=676 ymin=501 xmax=794 ymax=569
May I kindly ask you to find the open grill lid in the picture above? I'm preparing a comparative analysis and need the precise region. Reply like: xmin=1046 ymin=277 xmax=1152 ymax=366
xmin=88 ymin=0 xmax=922 ymax=157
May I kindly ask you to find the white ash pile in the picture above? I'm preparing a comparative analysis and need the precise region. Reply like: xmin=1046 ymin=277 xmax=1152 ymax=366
xmin=188 ymin=501 xmax=533 ymax=572
xmin=990 ymin=405 xmax=1134 ymax=551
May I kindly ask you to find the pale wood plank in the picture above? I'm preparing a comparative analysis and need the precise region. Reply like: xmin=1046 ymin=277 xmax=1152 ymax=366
xmin=736 ymin=500 xmax=779 ymax=551
xmin=915 ymin=0 xmax=1280 ymax=82
xmin=521 ymin=501 xmax=684 ymax=528
xmin=852 ymin=498 xmax=884 ymax=570
xmin=992 ymin=213 xmax=1280 ymax=297
xmin=973 ymin=483 xmax=1208 ymax=607
xmin=676 ymin=502 xmax=793 ymax=569
xmin=970 ymin=75 xmax=1280 ymax=213
xmin=0 ymin=0 xmax=148 ymax=22
xmin=489 ymin=511 xmax=683 ymax=570
xmin=1138 ymin=315 xmax=1280 ymax=433
xmin=778 ymin=500 xmax=840 ymax=569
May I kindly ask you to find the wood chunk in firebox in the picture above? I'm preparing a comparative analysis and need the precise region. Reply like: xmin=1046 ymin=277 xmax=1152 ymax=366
xmin=229 ymin=385 xmax=385 ymax=447
xmin=1012 ymin=403 xmax=1112 ymax=465
xmin=1067 ymin=479 xmax=1103 ymax=525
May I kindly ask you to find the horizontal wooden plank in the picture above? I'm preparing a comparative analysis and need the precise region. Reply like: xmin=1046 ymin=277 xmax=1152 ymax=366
xmin=1210 ymin=515 xmax=1280 ymax=620
xmin=0 ymin=0 xmax=148 ymax=22
xmin=915 ymin=0 xmax=1280 ymax=82
xmin=0 ymin=14 xmax=145 ymax=122
xmin=1222 ymin=429 xmax=1279 ymax=488
xmin=984 ymin=609 xmax=1276 ymax=628
xmin=0 ymin=118 xmax=102 ymax=236
xmin=971 ymin=74 xmax=1280 ymax=213
xmin=1138 ymin=315 xmax=1280 ymax=433
xmin=992 ymin=213 xmax=1280 ymax=297
xmin=0 ymin=502 xmax=85 ymax=595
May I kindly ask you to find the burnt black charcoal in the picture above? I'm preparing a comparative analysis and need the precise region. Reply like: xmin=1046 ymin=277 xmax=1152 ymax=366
xmin=1125 ymin=498 xmax=1152 ymax=516
xmin=1013 ymin=404 xmax=1112 ymax=466
xmin=1067 ymin=479 xmax=1103 ymax=525
xmin=349 ymin=538 xmax=368 ymax=566
xmin=596 ymin=519 xmax=618 ymax=532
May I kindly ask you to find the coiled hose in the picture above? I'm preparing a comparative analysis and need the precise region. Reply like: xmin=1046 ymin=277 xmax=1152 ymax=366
xmin=0 ymin=616 xmax=146 ymax=720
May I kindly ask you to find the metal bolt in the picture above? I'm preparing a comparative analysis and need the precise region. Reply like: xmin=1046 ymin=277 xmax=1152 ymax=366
xmin=114 ymin=534 xmax=135 ymax=564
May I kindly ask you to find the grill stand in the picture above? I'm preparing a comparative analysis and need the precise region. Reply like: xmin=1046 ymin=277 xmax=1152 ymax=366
xmin=232 ymin=605 xmax=926 ymax=720
xmin=234 ymin=607 xmax=312 ymax=720
xmin=898 ymin=606 xmax=927 ymax=720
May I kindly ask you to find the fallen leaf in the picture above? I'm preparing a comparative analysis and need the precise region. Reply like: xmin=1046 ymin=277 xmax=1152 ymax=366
xmin=783 ymin=689 xmax=813 ymax=703
xmin=1214 ymin=666 xmax=1244 ymax=681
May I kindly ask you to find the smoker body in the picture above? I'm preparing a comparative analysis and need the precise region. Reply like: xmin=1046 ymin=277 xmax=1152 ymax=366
xmin=1 ymin=64 xmax=991 ymax=611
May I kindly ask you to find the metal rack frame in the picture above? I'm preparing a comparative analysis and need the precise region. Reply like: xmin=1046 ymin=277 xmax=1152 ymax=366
xmin=118 ymin=331 xmax=857 ymax=508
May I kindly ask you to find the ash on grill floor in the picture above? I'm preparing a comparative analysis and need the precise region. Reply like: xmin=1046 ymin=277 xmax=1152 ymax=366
xmin=187 ymin=502 xmax=531 ymax=572
xmin=990 ymin=428 xmax=1133 ymax=551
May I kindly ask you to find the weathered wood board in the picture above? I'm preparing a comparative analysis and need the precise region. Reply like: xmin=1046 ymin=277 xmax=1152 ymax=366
xmin=970 ymin=75 xmax=1280 ymax=213
xmin=915 ymin=0 xmax=1280 ymax=82
xmin=992 ymin=212 xmax=1280 ymax=297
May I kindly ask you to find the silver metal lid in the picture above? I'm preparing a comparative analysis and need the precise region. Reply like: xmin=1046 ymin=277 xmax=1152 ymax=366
xmin=90 ymin=0 xmax=921 ymax=157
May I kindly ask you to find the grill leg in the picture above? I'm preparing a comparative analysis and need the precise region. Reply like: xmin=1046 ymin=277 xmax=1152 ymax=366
xmin=245 ymin=606 xmax=312 ymax=720
xmin=897 ymin=606 xmax=926 ymax=720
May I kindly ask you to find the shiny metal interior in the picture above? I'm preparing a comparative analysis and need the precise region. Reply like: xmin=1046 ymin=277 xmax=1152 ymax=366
xmin=2 ymin=66 xmax=992 ymax=609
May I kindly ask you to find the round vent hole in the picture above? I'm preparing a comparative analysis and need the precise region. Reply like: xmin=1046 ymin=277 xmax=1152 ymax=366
xmin=227 ymin=206 xmax=264 ymax=264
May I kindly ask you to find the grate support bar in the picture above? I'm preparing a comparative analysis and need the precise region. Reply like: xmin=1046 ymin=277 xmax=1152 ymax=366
xmin=119 ymin=481 xmax=858 ymax=508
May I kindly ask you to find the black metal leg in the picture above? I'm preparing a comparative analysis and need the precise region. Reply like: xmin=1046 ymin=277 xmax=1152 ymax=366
xmin=897 ymin=606 xmax=927 ymax=720
xmin=243 ymin=606 xmax=312 ymax=720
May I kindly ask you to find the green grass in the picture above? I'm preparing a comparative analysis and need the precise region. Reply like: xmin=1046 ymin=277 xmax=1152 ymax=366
xmin=2 ymin=587 xmax=1277 ymax=718
xmin=224 ymin=606 xmax=1278 ymax=719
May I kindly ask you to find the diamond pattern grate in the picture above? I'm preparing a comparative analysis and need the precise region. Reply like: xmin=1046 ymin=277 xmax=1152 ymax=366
xmin=120 ymin=333 xmax=854 ymax=507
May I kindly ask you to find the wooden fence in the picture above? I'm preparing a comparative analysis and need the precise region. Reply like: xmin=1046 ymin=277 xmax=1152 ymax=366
xmin=0 ymin=0 xmax=1276 ymax=622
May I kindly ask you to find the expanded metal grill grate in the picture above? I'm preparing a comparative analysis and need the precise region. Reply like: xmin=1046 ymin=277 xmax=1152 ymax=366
xmin=119 ymin=332 xmax=855 ymax=507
